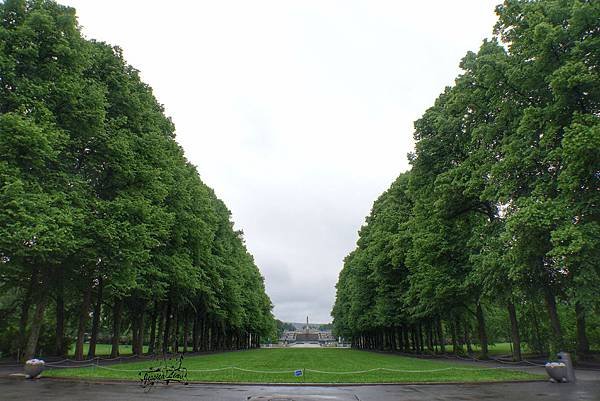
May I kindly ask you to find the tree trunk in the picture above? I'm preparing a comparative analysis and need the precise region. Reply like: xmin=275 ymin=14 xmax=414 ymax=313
xmin=131 ymin=314 xmax=139 ymax=355
xmin=531 ymin=302 xmax=545 ymax=354
xmin=395 ymin=327 xmax=402 ymax=352
xmin=183 ymin=310 xmax=190 ymax=353
xmin=75 ymin=281 xmax=93 ymax=360
xmin=156 ymin=302 xmax=166 ymax=354
xmin=402 ymin=324 xmax=410 ymax=352
xmin=163 ymin=301 xmax=172 ymax=354
xmin=88 ymin=278 xmax=103 ymax=359
xmin=476 ymin=303 xmax=489 ymax=358
xmin=427 ymin=324 xmax=434 ymax=351
xmin=172 ymin=308 xmax=179 ymax=353
xmin=135 ymin=310 xmax=145 ymax=355
xmin=412 ymin=326 xmax=418 ymax=353
xmin=451 ymin=319 xmax=459 ymax=353
xmin=463 ymin=320 xmax=472 ymax=354
xmin=203 ymin=321 xmax=208 ymax=351
xmin=19 ymin=268 xmax=38 ymax=358
xmin=192 ymin=315 xmax=199 ymax=352
xmin=202 ymin=318 xmax=208 ymax=351
xmin=437 ymin=319 xmax=445 ymax=353
xmin=507 ymin=301 xmax=522 ymax=361
xmin=544 ymin=289 xmax=563 ymax=351
xmin=55 ymin=283 xmax=65 ymax=357
xmin=110 ymin=300 xmax=123 ymax=358
xmin=148 ymin=302 xmax=158 ymax=355
xmin=575 ymin=302 xmax=590 ymax=357
xmin=212 ymin=322 xmax=217 ymax=350
xmin=24 ymin=282 xmax=49 ymax=361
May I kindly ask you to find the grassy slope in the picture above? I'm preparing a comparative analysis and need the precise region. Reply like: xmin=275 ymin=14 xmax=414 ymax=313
xmin=45 ymin=348 xmax=542 ymax=383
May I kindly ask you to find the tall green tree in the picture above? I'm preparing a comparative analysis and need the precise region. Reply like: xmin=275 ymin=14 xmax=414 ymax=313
xmin=0 ymin=0 xmax=274 ymax=359
xmin=333 ymin=0 xmax=600 ymax=359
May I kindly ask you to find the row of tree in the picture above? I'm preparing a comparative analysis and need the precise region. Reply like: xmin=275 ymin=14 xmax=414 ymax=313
xmin=275 ymin=320 xmax=297 ymax=339
xmin=332 ymin=0 xmax=599 ymax=360
xmin=0 ymin=0 xmax=275 ymax=360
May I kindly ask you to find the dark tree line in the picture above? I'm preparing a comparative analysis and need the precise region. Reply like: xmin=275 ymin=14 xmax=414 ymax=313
xmin=0 ymin=0 xmax=275 ymax=360
xmin=333 ymin=0 xmax=600 ymax=361
xmin=275 ymin=320 xmax=296 ymax=339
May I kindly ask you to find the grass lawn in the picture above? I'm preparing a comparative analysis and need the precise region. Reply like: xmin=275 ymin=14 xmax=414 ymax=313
xmin=471 ymin=342 xmax=545 ymax=358
xmin=45 ymin=348 xmax=543 ymax=383
xmin=472 ymin=342 xmax=514 ymax=355
xmin=63 ymin=342 xmax=515 ymax=358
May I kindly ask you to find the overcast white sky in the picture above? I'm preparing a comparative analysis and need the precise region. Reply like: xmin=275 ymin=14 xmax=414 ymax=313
xmin=62 ymin=0 xmax=499 ymax=323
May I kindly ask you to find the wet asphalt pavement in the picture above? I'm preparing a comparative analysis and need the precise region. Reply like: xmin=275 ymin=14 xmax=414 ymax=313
xmin=1 ymin=376 xmax=599 ymax=401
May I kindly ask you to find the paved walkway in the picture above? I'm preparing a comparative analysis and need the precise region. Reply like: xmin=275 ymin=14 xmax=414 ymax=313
xmin=1 ymin=377 xmax=599 ymax=401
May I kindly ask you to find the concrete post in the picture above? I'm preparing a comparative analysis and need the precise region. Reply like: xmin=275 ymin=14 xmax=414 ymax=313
xmin=557 ymin=352 xmax=576 ymax=383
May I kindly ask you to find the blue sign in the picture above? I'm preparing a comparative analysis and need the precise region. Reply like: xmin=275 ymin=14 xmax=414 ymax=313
xmin=294 ymin=369 xmax=303 ymax=377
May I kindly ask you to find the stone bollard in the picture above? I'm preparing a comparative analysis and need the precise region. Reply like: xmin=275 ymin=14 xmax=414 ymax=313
xmin=546 ymin=352 xmax=576 ymax=383
xmin=24 ymin=359 xmax=45 ymax=379
xmin=557 ymin=352 xmax=576 ymax=383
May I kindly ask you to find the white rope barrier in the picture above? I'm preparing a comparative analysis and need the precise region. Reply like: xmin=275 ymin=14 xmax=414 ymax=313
xmin=386 ymin=351 xmax=546 ymax=367
xmin=45 ymin=364 xmax=97 ymax=368
xmin=305 ymin=365 xmax=542 ymax=375
xmin=431 ymin=353 xmax=546 ymax=367
xmin=95 ymin=365 xmax=140 ymax=372
xmin=44 ymin=353 xmax=152 ymax=366
xmin=43 ymin=362 xmax=542 ymax=374
xmin=185 ymin=367 xmax=232 ymax=372
xmin=46 ymin=358 xmax=97 ymax=365
xmin=9 ymin=352 xmax=548 ymax=371
xmin=229 ymin=367 xmax=296 ymax=374
xmin=490 ymin=358 xmax=521 ymax=364
xmin=490 ymin=358 xmax=545 ymax=367
xmin=95 ymin=365 xmax=292 ymax=374
xmin=306 ymin=368 xmax=382 ymax=375
xmin=45 ymin=359 xmax=67 ymax=365
xmin=36 ymin=351 xmax=546 ymax=375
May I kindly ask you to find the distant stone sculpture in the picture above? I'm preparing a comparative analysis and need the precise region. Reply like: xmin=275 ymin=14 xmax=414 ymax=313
xmin=279 ymin=316 xmax=336 ymax=346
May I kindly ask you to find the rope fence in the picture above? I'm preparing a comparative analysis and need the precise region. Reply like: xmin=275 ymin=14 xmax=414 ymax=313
xmin=429 ymin=353 xmax=545 ymax=366
xmin=45 ymin=363 xmax=98 ymax=369
xmin=45 ymin=355 xmax=141 ymax=366
xmin=42 ymin=363 xmax=544 ymax=374
xmin=3 ymin=350 xmax=548 ymax=375
xmin=3 ymin=349 xmax=550 ymax=377
xmin=0 ymin=353 xmax=166 ymax=368
xmin=2 ymin=351 xmax=549 ymax=369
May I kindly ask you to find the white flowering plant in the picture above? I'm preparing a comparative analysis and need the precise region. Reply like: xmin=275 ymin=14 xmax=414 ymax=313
xmin=545 ymin=361 xmax=568 ymax=383
xmin=24 ymin=358 xmax=45 ymax=379
xmin=545 ymin=362 xmax=566 ymax=368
